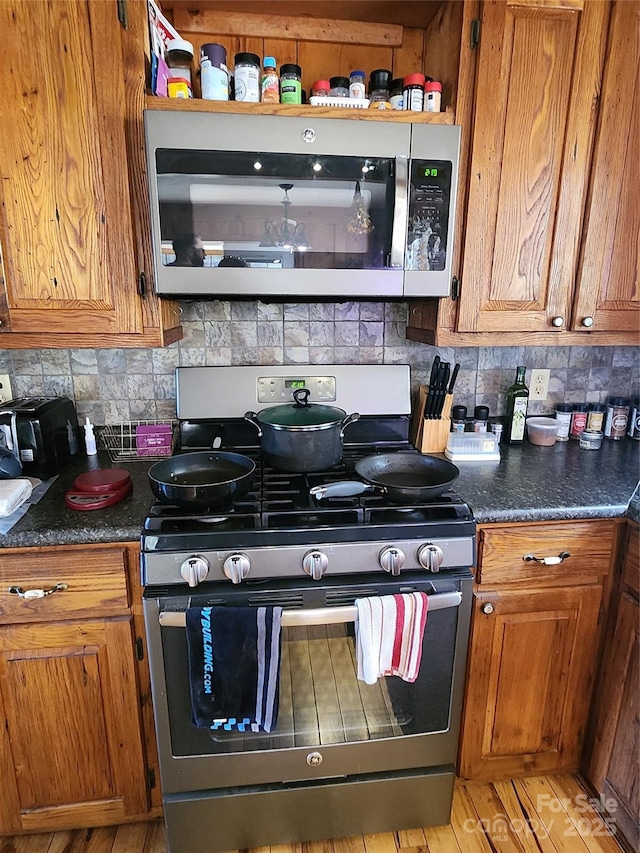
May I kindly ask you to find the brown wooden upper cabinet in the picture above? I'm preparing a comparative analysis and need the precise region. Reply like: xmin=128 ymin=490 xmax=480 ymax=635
xmin=408 ymin=0 xmax=639 ymax=346
xmin=0 ymin=0 xmax=181 ymax=348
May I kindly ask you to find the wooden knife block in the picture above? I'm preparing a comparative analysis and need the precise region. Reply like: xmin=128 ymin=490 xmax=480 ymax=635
xmin=412 ymin=385 xmax=453 ymax=454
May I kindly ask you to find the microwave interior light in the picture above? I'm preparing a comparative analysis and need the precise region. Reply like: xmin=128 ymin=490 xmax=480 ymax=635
xmin=253 ymin=160 xmax=263 ymax=170
xmin=312 ymin=161 xmax=322 ymax=172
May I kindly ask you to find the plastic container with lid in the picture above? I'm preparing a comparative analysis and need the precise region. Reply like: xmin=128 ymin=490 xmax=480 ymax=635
xmin=424 ymin=80 xmax=442 ymax=112
xmin=390 ymin=78 xmax=404 ymax=110
xmin=349 ymin=70 xmax=366 ymax=99
xmin=526 ymin=417 xmax=560 ymax=446
xmin=234 ymin=52 xmax=260 ymax=102
xmin=167 ymin=78 xmax=192 ymax=99
xmin=200 ymin=43 xmax=228 ymax=101
xmin=368 ymin=68 xmax=392 ymax=108
xmin=280 ymin=63 xmax=302 ymax=104
xmin=329 ymin=76 xmax=350 ymax=98
xmin=579 ymin=429 xmax=604 ymax=450
xmin=166 ymin=38 xmax=194 ymax=87
xmin=261 ymin=56 xmax=280 ymax=103
xmin=554 ymin=403 xmax=573 ymax=441
xmin=404 ymin=73 xmax=425 ymax=112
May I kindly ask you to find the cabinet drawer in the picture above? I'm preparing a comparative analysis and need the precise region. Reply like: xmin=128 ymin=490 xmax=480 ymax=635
xmin=0 ymin=547 xmax=129 ymax=623
xmin=478 ymin=521 xmax=617 ymax=586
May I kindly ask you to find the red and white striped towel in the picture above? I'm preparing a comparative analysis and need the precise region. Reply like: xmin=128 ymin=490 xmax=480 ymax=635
xmin=355 ymin=592 xmax=429 ymax=685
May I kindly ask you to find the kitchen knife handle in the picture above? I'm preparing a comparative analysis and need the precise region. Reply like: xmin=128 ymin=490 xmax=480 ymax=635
xmin=448 ymin=363 xmax=460 ymax=394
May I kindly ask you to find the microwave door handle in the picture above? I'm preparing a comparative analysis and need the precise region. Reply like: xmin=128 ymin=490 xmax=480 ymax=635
xmin=389 ymin=154 xmax=409 ymax=269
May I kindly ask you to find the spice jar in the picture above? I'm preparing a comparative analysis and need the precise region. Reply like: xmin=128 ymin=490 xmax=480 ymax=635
xmin=451 ymin=405 xmax=467 ymax=433
xmin=604 ymin=396 xmax=630 ymax=440
xmin=424 ymin=80 xmax=442 ymax=112
xmin=390 ymin=78 xmax=404 ymax=110
xmin=166 ymin=38 xmax=194 ymax=87
xmin=329 ymin=76 xmax=350 ymax=98
xmin=368 ymin=69 xmax=391 ymax=108
xmin=349 ymin=70 xmax=366 ymax=99
xmin=586 ymin=402 xmax=605 ymax=432
xmin=473 ymin=405 xmax=489 ymax=433
xmin=234 ymin=52 xmax=260 ymax=102
xmin=279 ymin=63 xmax=302 ymax=104
xmin=403 ymin=73 xmax=425 ymax=112
xmin=569 ymin=403 xmax=588 ymax=440
xmin=554 ymin=403 xmax=573 ymax=441
xmin=312 ymin=80 xmax=331 ymax=98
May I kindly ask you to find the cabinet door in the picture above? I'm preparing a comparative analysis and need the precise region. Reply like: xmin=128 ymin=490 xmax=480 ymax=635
xmin=456 ymin=0 xmax=609 ymax=334
xmin=571 ymin=0 xmax=639 ymax=334
xmin=599 ymin=593 xmax=640 ymax=848
xmin=0 ymin=1 xmax=152 ymax=341
xmin=459 ymin=584 xmax=602 ymax=779
xmin=0 ymin=616 xmax=149 ymax=833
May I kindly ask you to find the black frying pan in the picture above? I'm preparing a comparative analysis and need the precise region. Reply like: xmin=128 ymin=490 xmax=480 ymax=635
xmin=148 ymin=451 xmax=255 ymax=509
xmin=310 ymin=452 xmax=459 ymax=503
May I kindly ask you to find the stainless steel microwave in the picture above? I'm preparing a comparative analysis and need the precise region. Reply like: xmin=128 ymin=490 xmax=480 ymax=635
xmin=144 ymin=110 xmax=460 ymax=299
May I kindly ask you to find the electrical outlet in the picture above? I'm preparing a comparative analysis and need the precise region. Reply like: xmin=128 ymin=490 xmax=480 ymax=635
xmin=529 ymin=368 xmax=550 ymax=400
xmin=0 ymin=374 xmax=12 ymax=405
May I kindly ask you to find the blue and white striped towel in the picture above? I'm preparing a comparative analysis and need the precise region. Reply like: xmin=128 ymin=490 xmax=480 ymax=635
xmin=185 ymin=605 xmax=283 ymax=733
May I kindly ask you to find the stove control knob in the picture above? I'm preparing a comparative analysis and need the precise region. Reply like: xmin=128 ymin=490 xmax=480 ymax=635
xmin=417 ymin=543 xmax=445 ymax=573
xmin=180 ymin=555 xmax=209 ymax=587
xmin=379 ymin=546 xmax=405 ymax=575
xmin=302 ymin=550 xmax=328 ymax=580
xmin=223 ymin=553 xmax=251 ymax=584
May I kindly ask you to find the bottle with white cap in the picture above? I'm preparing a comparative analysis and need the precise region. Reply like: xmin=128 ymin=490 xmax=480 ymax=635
xmin=84 ymin=417 xmax=97 ymax=456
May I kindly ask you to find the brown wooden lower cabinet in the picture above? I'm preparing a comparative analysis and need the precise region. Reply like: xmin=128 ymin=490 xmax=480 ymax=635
xmin=459 ymin=519 xmax=620 ymax=781
xmin=582 ymin=522 xmax=639 ymax=850
xmin=0 ymin=543 xmax=157 ymax=835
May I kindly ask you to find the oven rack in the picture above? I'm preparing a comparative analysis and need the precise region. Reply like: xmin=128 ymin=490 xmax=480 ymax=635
xmin=158 ymin=591 xmax=462 ymax=628
xmin=100 ymin=419 xmax=178 ymax=463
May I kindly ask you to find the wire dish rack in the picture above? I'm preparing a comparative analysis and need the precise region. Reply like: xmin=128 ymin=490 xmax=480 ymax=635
xmin=100 ymin=420 xmax=178 ymax=463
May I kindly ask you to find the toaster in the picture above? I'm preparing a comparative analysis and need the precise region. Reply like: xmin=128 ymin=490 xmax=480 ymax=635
xmin=0 ymin=397 xmax=80 ymax=479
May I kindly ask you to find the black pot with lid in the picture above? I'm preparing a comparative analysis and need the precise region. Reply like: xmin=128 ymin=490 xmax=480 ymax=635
xmin=245 ymin=388 xmax=360 ymax=472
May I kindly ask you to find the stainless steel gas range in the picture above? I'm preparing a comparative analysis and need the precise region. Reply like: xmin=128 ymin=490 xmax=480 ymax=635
xmin=142 ymin=364 xmax=476 ymax=853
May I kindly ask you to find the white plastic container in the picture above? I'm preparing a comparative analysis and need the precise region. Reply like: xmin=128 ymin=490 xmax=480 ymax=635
xmin=445 ymin=432 xmax=500 ymax=462
xmin=526 ymin=416 xmax=560 ymax=446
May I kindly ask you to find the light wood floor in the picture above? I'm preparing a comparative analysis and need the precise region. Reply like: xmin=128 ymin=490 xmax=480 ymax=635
xmin=0 ymin=775 xmax=626 ymax=853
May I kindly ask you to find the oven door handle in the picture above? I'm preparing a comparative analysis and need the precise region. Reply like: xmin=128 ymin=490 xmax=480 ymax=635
xmin=158 ymin=591 xmax=462 ymax=629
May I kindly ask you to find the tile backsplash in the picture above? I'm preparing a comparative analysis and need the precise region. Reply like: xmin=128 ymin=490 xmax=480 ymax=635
xmin=1 ymin=301 xmax=637 ymax=425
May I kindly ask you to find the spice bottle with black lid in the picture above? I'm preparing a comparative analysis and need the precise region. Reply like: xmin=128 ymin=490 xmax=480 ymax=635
xmin=280 ymin=63 xmax=302 ymax=104
xmin=368 ymin=68 xmax=391 ymax=106
xmin=234 ymin=52 xmax=260 ymax=102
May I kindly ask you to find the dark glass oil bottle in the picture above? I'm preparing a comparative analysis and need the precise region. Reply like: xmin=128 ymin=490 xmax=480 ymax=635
xmin=505 ymin=366 xmax=529 ymax=444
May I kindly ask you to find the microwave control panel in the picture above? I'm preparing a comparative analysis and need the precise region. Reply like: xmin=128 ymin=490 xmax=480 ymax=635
xmin=406 ymin=160 xmax=453 ymax=272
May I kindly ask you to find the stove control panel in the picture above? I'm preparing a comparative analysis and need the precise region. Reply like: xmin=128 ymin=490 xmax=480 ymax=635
xmin=146 ymin=536 xmax=475 ymax=587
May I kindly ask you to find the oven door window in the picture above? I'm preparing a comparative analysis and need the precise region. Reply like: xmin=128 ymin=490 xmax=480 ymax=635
xmin=154 ymin=149 xmax=394 ymax=271
xmin=161 ymin=603 xmax=458 ymax=756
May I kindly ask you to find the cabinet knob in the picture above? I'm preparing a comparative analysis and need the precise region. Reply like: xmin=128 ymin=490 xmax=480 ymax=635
xmin=551 ymin=316 xmax=564 ymax=327
xmin=581 ymin=316 xmax=594 ymax=328
xmin=481 ymin=603 xmax=494 ymax=615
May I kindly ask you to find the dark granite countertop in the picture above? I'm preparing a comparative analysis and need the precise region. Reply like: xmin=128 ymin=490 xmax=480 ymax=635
xmin=453 ymin=438 xmax=639 ymax=524
xmin=0 ymin=440 xmax=638 ymax=549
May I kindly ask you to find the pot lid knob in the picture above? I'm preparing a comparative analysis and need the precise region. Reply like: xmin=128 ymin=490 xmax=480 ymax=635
xmin=292 ymin=387 xmax=311 ymax=408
